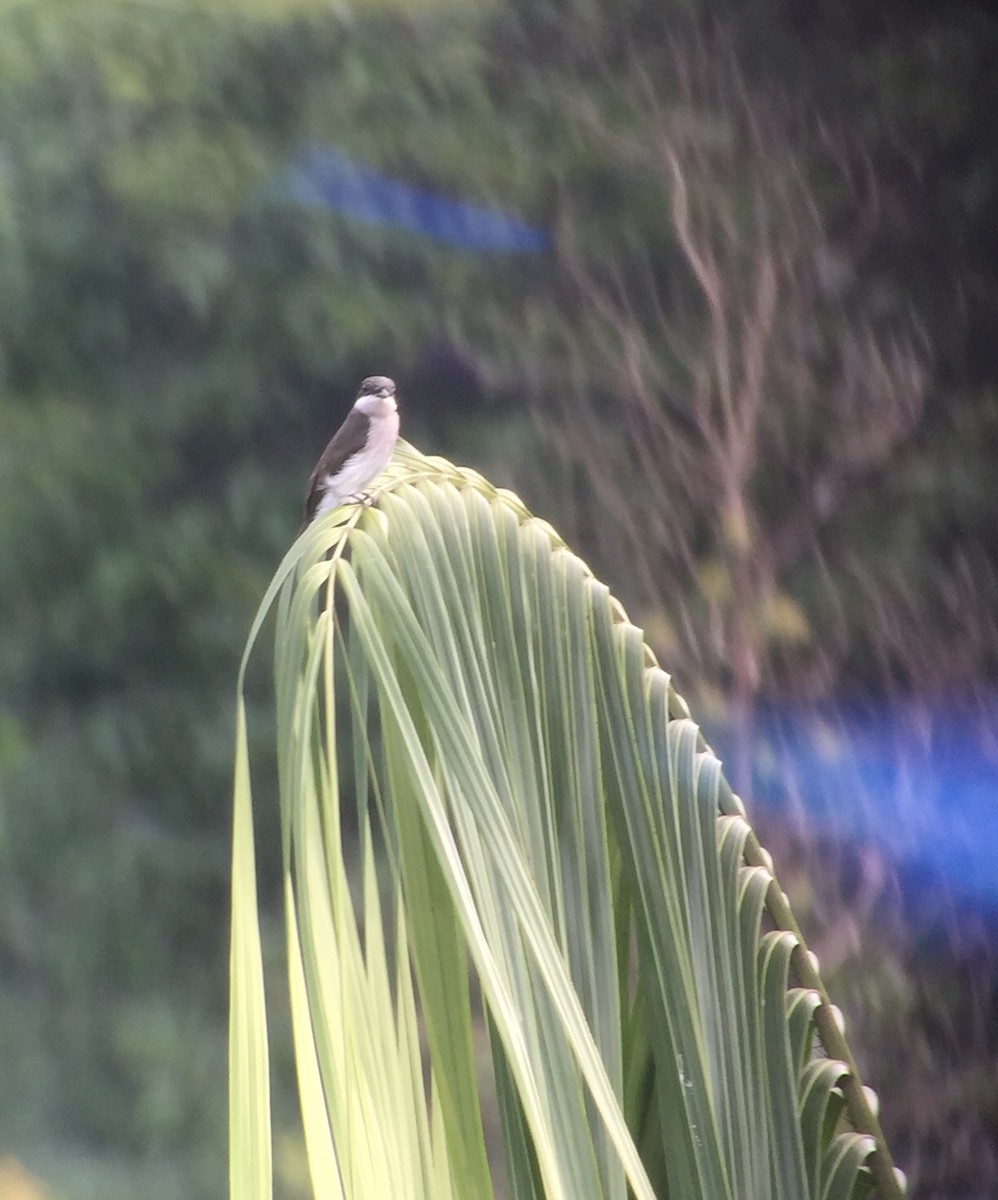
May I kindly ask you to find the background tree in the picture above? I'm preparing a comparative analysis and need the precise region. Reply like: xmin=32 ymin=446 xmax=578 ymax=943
xmin=490 ymin=25 xmax=929 ymax=793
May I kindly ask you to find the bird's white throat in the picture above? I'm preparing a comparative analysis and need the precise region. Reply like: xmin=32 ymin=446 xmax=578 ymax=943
xmin=355 ymin=392 xmax=398 ymax=417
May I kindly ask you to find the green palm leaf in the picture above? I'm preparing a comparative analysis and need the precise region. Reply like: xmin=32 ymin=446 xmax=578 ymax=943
xmin=230 ymin=443 xmax=905 ymax=1199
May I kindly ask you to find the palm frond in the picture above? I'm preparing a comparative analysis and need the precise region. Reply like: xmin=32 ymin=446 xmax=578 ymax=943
xmin=230 ymin=442 xmax=904 ymax=1200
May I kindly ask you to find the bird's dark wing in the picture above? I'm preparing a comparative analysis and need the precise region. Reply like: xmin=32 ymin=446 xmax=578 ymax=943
xmin=304 ymin=407 xmax=370 ymax=524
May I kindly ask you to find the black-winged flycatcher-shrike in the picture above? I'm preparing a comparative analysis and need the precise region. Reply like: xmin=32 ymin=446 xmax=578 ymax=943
xmin=303 ymin=375 xmax=400 ymax=526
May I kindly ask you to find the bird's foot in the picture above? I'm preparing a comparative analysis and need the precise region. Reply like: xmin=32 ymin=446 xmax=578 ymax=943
xmin=348 ymin=491 xmax=376 ymax=507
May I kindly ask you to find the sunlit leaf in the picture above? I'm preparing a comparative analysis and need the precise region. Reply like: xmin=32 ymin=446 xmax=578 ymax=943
xmin=230 ymin=443 xmax=904 ymax=1199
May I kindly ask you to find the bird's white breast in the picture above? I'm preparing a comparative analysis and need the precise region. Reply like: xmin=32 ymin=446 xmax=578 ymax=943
xmin=316 ymin=407 xmax=400 ymax=515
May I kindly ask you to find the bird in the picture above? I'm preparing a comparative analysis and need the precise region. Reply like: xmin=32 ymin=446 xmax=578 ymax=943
xmin=303 ymin=375 xmax=400 ymax=526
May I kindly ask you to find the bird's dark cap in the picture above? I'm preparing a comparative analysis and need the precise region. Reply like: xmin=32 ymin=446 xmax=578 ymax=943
xmin=358 ymin=375 xmax=396 ymax=397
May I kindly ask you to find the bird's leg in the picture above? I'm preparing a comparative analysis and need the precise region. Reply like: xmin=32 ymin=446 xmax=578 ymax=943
xmin=348 ymin=491 xmax=375 ymax=507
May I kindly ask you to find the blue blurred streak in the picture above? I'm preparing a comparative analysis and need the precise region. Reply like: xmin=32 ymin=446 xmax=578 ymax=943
xmin=282 ymin=147 xmax=550 ymax=253
xmin=750 ymin=702 xmax=998 ymax=912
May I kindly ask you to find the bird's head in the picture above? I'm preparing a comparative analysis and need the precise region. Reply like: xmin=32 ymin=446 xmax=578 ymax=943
xmin=355 ymin=375 xmax=398 ymax=416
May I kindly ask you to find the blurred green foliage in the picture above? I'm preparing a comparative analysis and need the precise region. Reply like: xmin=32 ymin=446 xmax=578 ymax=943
xmin=0 ymin=1 xmax=996 ymax=1197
